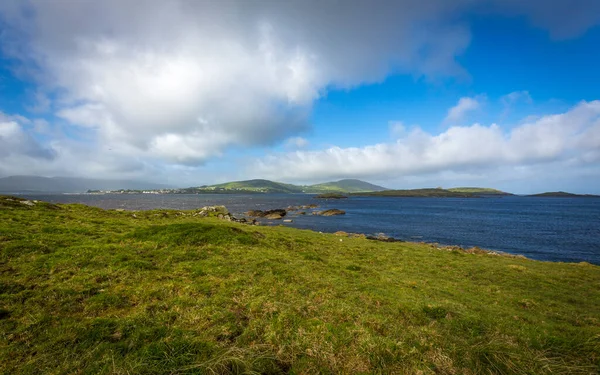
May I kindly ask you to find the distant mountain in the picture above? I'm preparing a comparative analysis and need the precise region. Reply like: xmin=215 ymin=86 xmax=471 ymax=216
xmin=304 ymin=179 xmax=388 ymax=193
xmin=527 ymin=191 xmax=600 ymax=198
xmin=203 ymin=178 xmax=387 ymax=194
xmin=448 ymin=187 xmax=513 ymax=195
xmin=0 ymin=176 xmax=172 ymax=193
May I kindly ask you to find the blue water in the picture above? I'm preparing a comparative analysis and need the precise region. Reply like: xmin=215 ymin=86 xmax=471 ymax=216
xmin=21 ymin=193 xmax=600 ymax=264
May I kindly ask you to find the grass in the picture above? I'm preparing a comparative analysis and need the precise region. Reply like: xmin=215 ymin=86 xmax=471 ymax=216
xmin=1 ymin=195 xmax=599 ymax=374
xmin=447 ymin=187 xmax=512 ymax=195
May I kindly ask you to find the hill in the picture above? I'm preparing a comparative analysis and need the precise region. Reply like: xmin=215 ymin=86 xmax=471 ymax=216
xmin=528 ymin=191 xmax=600 ymax=197
xmin=0 ymin=175 xmax=171 ymax=193
xmin=207 ymin=179 xmax=303 ymax=193
xmin=304 ymin=179 xmax=388 ymax=193
xmin=448 ymin=187 xmax=512 ymax=195
xmin=353 ymin=188 xmax=478 ymax=197
xmin=203 ymin=178 xmax=387 ymax=194
xmin=0 ymin=195 xmax=598 ymax=374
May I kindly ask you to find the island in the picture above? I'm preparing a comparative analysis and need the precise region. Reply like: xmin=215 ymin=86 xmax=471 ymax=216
xmin=314 ymin=193 xmax=348 ymax=199
xmin=528 ymin=191 xmax=600 ymax=197
xmin=351 ymin=188 xmax=480 ymax=198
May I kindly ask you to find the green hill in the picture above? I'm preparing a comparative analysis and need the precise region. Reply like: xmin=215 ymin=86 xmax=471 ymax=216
xmin=448 ymin=187 xmax=512 ymax=195
xmin=201 ymin=179 xmax=387 ymax=194
xmin=1 ymin=195 xmax=599 ymax=374
xmin=206 ymin=179 xmax=303 ymax=193
xmin=353 ymin=188 xmax=478 ymax=197
xmin=304 ymin=179 xmax=388 ymax=193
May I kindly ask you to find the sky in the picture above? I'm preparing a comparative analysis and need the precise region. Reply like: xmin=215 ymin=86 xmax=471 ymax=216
xmin=0 ymin=0 xmax=599 ymax=194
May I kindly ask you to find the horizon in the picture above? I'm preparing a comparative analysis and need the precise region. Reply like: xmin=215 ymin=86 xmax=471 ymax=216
xmin=1 ymin=174 xmax=599 ymax=195
xmin=1 ymin=1 xmax=599 ymax=194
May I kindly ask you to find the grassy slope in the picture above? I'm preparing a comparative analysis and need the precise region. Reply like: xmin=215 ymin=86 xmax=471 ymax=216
xmin=353 ymin=188 xmax=478 ymax=198
xmin=208 ymin=179 xmax=303 ymax=193
xmin=208 ymin=179 xmax=387 ymax=194
xmin=304 ymin=179 xmax=388 ymax=193
xmin=1 ymin=196 xmax=599 ymax=374
xmin=448 ymin=187 xmax=512 ymax=195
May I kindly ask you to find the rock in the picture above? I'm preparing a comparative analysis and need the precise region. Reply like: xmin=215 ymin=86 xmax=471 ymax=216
xmin=286 ymin=206 xmax=299 ymax=211
xmin=132 ymin=214 xmax=137 ymax=218
xmin=20 ymin=200 xmax=35 ymax=206
xmin=283 ymin=219 xmax=293 ymax=223
xmin=265 ymin=213 xmax=283 ymax=220
xmin=217 ymin=213 xmax=224 ymax=219
xmin=318 ymin=209 xmax=346 ymax=216
xmin=196 ymin=206 xmax=228 ymax=217
xmin=334 ymin=231 xmax=348 ymax=236
xmin=247 ymin=209 xmax=286 ymax=218
xmin=297 ymin=211 xmax=306 ymax=215
xmin=366 ymin=233 xmax=403 ymax=242
xmin=115 ymin=208 xmax=125 ymax=212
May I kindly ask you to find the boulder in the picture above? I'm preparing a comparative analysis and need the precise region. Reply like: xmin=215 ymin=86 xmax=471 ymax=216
xmin=318 ymin=209 xmax=346 ymax=216
xmin=246 ymin=210 xmax=265 ymax=217
xmin=265 ymin=213 xmax=283 ymax=220
xmin=283 ymin=219 xmax=293 ymax=223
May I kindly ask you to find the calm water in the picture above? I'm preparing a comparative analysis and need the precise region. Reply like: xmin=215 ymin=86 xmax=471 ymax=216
xmin=20 ymin=193 xmax=600 ymax=264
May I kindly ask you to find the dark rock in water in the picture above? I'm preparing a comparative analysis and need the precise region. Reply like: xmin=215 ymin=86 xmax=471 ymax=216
xmin=286 ymin=206 xmax=299 ymax=211
xmin=297 ymin=211 xmax=306 ymax=215
xmin=246 ymin=210 xmax=265 ymax=217
xmin=317 ymin=209 xmax=346 ymax=216
xmin=246 ymin=208 xmax=287 ymax=218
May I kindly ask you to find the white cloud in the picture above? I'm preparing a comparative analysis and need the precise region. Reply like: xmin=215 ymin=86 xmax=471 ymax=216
xmin=501 ymin=91 xmax=533 ymax=106
xmin=445 ymin=96 xmax=482 ymax=123
xmin=285 ymin=136 xmax=310 ymax=149
xmin=253 ymin=101 xmax=600 ymax=183
xmin=0 ymin=116 xmax=56 ymax=162
xmin=389 ymin=121 xmax=407 ymax=139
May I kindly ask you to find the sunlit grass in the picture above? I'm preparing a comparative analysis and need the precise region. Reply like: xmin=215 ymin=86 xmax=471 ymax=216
xmin=1 ymin=195 xmax=598 ymax=374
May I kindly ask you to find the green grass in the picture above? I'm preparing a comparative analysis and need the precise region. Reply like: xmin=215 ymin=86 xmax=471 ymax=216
xmin=448 ymin=187 xmax=512 ymax=195
xmin=1 ymin=195 xmax=599 ymax=374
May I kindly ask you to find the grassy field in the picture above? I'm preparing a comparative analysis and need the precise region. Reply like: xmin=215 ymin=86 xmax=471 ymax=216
xmin=1 ymin=195 xmax=599 ymax=374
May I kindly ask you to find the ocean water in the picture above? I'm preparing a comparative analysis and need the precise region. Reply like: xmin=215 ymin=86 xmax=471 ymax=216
xmin=20 ymin=193 xmax=600 ymax=264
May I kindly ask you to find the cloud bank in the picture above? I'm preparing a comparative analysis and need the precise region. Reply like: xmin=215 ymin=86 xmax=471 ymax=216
xmin=254 ymin=101 xmax=600 ymax=183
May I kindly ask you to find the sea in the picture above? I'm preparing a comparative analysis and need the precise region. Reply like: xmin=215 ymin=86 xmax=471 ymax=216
xmin=17 ymin=193 xmax=600 ymax=265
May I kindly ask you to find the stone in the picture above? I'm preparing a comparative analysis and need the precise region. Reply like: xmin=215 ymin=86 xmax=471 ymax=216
xmin=318 ymin=209 xmax=345 ymax=216
xmin=283 ymin=219 xmax=293 ymax=223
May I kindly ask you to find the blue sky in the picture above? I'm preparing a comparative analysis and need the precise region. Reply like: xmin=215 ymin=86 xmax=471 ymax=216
xmin=1 ymin=1 xmax=600 ymax=193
